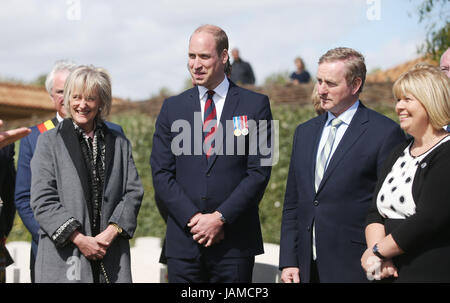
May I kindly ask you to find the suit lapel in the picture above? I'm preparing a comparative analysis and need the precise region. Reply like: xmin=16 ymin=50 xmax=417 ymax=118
xmin=189 ymin=87 xmax=201 ymax=115
xmin=207 ymin=81 xmax=239 ymax=172
xmin=310 ymin=115 xmax=328 ymax=192
xmin=60 ymin=119 xmax=93 ymax=221
xmin=51 ymin=116 xmax=59 ymax=127
xmin=103 ymin=124 xmax=116 ymax=190
xmin=318 ymin=103 xmax=369 ymax=191
xmin=188 ymin=87 xmax=206 ymax=161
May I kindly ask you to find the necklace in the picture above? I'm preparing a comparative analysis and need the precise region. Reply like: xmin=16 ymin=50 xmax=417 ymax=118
xmin=410 ymin=133 xmax=450 ymax=158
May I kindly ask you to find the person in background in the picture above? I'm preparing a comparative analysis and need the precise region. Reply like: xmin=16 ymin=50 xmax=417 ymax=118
xmin=230 ymin=47 xmax=256 ymax=85
xmin=439 ymin=48 xmax=450 ymax=132
xmin=15 ymin=60 xmax=123 ymax=282
xmin=311 ymin=84 xmax=325 ymax=116
xmin=0 ymin=143 xmax=16 ymax=283
xmin=290 ymin=57 xmax=311 ymax=84
xmin=362 ymin=64 xmax=450 ymax=282
xmin=279 ymin=47 xmax=405 ymax=283
xmin=439 ymin=47 xmax=450 ymax=78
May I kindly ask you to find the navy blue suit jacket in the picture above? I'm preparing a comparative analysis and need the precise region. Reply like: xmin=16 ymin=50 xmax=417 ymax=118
xmin=150 ymin=81 xmax=273 ymax=260
xmin=279 ymin=102 xmax=405 ymax=282
xmin=14 ymin=117 xmax=124 ymax=258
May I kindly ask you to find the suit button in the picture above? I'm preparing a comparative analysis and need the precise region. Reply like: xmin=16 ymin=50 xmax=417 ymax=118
xmin=201 ymin=197 xmax=207 ymax=201
xmin=313 ymin=200 xmax=319 ymax=206
xmin=307 ymin=226 xmax=311 ymax=232
xmin=206 ymin=173 xmax=211 ymax=177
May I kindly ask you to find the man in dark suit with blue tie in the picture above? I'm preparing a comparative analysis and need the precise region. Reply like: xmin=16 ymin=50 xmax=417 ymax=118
xmin=14 ymin=60 xmax=124 ymax=282
xmin=150 ymin=24 xmax=273 ymax=283
xmin=279 ymin=47 xmax=405 ymax=283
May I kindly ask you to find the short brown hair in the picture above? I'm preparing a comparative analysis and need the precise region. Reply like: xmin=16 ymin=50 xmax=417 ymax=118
xmin=319 ymin=47 xmax=366 ymax=94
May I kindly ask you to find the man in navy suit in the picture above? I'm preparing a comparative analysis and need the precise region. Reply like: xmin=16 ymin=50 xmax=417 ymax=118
xmin=279 ymin=47 xmax=405 ymax=283
xmin=150 ymin=24 xmax=273 ymax=283
xmin=14 ymin=60 xmax=124 ymax=282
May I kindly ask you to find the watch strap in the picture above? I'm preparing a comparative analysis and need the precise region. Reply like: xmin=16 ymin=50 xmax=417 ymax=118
xmin=372 ymin=243 xmax=386 ymax=260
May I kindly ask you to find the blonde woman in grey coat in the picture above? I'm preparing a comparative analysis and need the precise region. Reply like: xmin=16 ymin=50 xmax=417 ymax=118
xmin=30 ymin=65 xmax=143 ymax=283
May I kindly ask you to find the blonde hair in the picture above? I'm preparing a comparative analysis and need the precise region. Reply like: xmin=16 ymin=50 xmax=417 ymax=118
xmin=319 ymin=47 xmax=366 ymax=94
xmin=393 ymin=63 xmax=450 ymax=130
xmin=63 ymin=65 xmax=112 ymax=121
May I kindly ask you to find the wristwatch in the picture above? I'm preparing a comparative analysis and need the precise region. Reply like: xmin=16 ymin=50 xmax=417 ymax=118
xmin=219 ymin=213 xmax=227 ymax=224
xmin=372 ymin=243 xmax=386 ymax=260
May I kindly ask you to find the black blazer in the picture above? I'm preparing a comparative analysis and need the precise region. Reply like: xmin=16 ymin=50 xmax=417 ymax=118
xmin=367 ymin=138 xmax=450 ymax=282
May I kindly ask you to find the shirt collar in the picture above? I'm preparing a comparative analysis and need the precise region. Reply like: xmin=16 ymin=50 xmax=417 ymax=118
xmin=56 ymin=112 xmax=64 ymax=122
xmin=325 ymin=100 xmax=360 ymax=127
xmin=198 ymin=75 xmax=229 ymax=100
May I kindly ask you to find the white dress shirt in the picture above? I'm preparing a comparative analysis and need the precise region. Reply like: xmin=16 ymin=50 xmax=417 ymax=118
xmin=197 ymin=75 xmax=229 ymax=124
xmin=312 ymin=100 xmax=359 ymax=260
xmin=315 ymin=100 xmax=360 ymax=170
xmin=56 ymin=112 xmax=64 ymax=122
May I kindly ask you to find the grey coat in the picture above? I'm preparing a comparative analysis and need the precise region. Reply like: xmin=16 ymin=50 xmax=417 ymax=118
xmin=30 ymin=120 xmax=143 ymax=283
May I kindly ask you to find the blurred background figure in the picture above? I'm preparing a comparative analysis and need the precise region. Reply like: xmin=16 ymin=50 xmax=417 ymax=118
xmin=230 ymin=47 xmax=255 ymax=85
xmin=290 ymin=57 xmax=311 ymax=84
xmin=311 ymin=84 xmax=325 ymax=116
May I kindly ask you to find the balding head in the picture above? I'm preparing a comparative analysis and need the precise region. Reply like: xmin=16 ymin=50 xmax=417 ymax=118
xmin=191 ymin=24 xmax=229 ymax=57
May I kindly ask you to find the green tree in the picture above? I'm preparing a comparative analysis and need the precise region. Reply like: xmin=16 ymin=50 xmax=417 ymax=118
xmin=32 ymin=74 xmax=47 ymax=87
xmin=413 ymin=0 xmax=450 ymax=60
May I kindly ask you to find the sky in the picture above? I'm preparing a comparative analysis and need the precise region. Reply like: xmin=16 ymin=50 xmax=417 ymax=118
xmin=0 ymin=0 xmax=432 ymax=101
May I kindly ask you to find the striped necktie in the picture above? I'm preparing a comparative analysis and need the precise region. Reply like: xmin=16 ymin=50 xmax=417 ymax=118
xmin=203 ymin=90 xmax=216 ymax=160
xmin=315 ymin=118 xmax=343 ymax=191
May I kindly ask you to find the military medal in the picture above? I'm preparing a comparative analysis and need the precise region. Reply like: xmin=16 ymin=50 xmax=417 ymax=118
xmin=241 ymin=115 xmax=249 ymax=136
xmin=233 ymin=115 xmax=249 ymax=136
xmin=233 ymin=116 xmax=241 ymax=136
